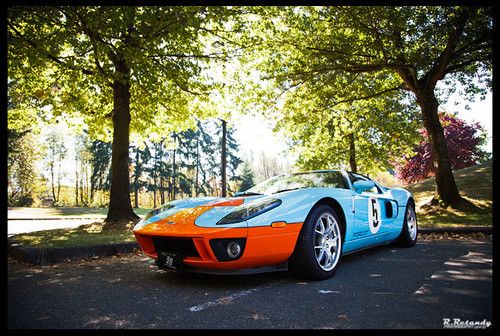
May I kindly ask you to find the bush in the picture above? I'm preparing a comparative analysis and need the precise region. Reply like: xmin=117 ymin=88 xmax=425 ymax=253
xmin=11 ymin=195 xmax=34 ymax=207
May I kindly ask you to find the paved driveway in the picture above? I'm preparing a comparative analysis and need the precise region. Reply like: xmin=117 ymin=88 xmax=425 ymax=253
xmin=8 ymin=240 xmax=492 ymax=329
xmin=8 ymin=219 xmax=101 ymax=236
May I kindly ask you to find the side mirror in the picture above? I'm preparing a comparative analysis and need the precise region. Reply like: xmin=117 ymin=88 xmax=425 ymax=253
xmin=353 ymin=180 xmax=375 ymax=193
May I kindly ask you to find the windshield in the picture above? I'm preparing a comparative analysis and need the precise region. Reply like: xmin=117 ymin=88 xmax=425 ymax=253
xmin=244 ymin=171 xmax=349 ymax=195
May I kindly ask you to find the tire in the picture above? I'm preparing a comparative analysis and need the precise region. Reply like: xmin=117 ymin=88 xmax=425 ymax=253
xmin=289 ymin=205 xmax=343 ymax=280
xmin=396 ymin=202 xmax=418 ymax=247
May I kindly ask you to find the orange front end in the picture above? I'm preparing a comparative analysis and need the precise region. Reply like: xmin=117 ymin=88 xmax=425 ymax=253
xmin=133 ymin=207 xmax=303 ymax=272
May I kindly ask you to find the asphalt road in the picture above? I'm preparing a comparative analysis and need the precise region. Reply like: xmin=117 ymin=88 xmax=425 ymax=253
xmin=8 ymin=240 xmax=492 ymax=329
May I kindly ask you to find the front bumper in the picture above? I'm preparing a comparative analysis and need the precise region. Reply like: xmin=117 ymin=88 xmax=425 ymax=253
xmin=133 ymin=221 xmax=303 ymax=271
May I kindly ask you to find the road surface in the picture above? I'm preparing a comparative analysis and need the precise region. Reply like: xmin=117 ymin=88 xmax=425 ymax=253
xmin=8 ymin=239 xmax=492 ymax=329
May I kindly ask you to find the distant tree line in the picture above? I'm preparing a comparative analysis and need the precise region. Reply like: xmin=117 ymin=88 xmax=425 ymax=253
xmin=8 ymin=118 xmax=254 ymax=208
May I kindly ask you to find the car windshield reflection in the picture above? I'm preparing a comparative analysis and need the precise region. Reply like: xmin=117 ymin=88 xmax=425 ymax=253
xmin=244 ymin=171 xmax=349 ymax=195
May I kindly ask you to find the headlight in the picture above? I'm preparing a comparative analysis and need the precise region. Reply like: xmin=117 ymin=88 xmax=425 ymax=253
xmin=217 ymin=198 xmax=282 ymax=225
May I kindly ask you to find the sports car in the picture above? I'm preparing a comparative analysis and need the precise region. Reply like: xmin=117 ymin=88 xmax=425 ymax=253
xmin=133 ymin=170 xmax=418 ymax=280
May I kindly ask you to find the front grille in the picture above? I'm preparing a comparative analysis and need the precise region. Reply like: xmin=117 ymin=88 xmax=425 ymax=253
xmin=152 ymin=237 xmax=200 ymax=257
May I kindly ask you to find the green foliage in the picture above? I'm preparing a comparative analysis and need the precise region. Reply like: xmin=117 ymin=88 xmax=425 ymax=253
xmin=237 ymin=6 xmax=492 ymax=180
xmin=7 ymin=6 xmax=242 ymax=140
xmin=275 ymin=81 xmax=421 ymax=174
xmin=8 ymin=129 xmax=43 ymax=206
xmin=8 ymin=81 xmax=45 ymax=206
xmin=90 ymin=138 xmax=112 ymax=193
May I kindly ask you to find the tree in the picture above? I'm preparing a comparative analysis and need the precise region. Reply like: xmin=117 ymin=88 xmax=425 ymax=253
xmin=8 ymin=129 xmax=42 ymax=206
xmin=45 ymin=129 xmax=68 ymax=205
xmin=7 ymin=81 xmax=43 ymax=206
xmin=131 ymin=142 xmax=150 ymax=208
xmin=395 ymin=112 xmax=489 ymax=184
xmin=237 ymin=161 xmax=255 ymax=192
xmin=75 ymin=132 xmax=93 ymax=205
xmin=248 ymin=6 xmax=492 ymax=209
xmin=89 ymin=138 xmax=112 ymax=204
xmin=225 ymin=123 xmax=244 ymax=192
xmin=197 ymin=120 xmax=220 ymax=196
xmin=220 ymin=119 xmax=227 ymax=196
xmin=8 ymin=6 xmax=238 ymax=225
xmin=273 ymin=77 xmax=420 ymax=174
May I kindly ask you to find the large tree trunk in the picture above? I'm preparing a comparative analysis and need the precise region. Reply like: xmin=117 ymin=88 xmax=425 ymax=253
xmin=105 ymin=60 xmax=139 ymax=223
xmin=416 ymin=90 xmax=468 ymax=207
xmin=221 ymin=119 xmax=227 ymax=197
xmin=348 ymin=133 xmax=357 ymax=173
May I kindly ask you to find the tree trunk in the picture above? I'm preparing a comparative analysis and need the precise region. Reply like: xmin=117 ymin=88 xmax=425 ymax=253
xmin=416 ymin=90 xmax=467 ymax=207
xmin=172 ymin=142 xmax=177 ymax=200
xmin=50 ymin=162 xmax=56 ymax=203
xmin=221 ymin=119 xmax=227 ymax=197
xmin=80 ymin=176 xmax=84 ymax=205
xmin=75 ymin=156 xmax=79 ymax=206
xmin=159 ymin=143 xmax=165 ymax=205
xmin=56 ymin=162 xmax=62 ymax=204
xmin=134 ymin=146 xmax=139 ymax=209
xmin=85 ymin=164 xmax=90 ymax=205
xmin=160 ymin=174 xmax=165 ymax=205
xmin=348 ymin=133 xmax=357 ymax=173
xmin=195 ymin=137 xmax=199 ymax=197
xmin=105 ymin=59 xmax=139 ymax=223
xmin=90 ymin=179 xmax=95 ymax=205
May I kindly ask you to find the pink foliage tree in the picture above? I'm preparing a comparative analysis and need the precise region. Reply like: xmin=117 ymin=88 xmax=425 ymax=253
xmin=395 ymin=112 xmax=488 ymax=184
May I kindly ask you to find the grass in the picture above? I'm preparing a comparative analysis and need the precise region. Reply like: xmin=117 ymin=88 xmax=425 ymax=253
xmin=405 ymin=160 xmax=492 ymax=228
xmin=8 ymin=207 xmax=150 ymax=248
xmin=10 ymin=224 xmax=135 ymax=248
xmin=8 ymin=207 xmax=152 ymax=219
xmin=9 ymin=161 xmax=492 ymax=248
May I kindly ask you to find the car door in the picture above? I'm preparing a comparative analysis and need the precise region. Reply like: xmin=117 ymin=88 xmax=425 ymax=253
xmin=348 ymin=173 xmax=397 ymax=243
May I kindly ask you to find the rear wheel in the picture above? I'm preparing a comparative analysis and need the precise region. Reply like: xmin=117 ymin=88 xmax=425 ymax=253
xmin=289 ymin=205 xmax=343 ymax=280
xmin=396 ymin=202 xmax=418 ymax=247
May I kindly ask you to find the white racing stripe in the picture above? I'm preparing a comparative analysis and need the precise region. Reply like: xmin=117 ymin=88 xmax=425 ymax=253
xmin=188 ymin=280 xmax=287 ymax=312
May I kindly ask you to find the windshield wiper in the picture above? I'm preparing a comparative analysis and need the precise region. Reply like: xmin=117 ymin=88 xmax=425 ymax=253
xmin=273 ymin=187 xmax=302 ymax=194
xmin=237 ymin=191 xmax=264 ymax=196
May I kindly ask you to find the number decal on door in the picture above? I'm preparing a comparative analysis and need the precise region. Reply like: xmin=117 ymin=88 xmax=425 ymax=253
xmin=368 ymin=197 xmax=382 ymax=234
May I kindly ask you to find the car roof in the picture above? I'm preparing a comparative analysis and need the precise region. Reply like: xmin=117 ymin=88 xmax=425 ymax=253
xmin=291 ymin=169 xmax=348 ymax=175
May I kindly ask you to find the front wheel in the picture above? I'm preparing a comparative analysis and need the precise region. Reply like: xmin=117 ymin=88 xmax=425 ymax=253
xmin=289 ymin=205 xmax=343 ymax=280
xmin=396 ymin=202 xmax=418 ymax=247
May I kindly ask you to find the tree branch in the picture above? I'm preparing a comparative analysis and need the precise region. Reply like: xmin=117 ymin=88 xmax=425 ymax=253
xmin=445 ymin=58 xmax=485 ymax=74
xmin=8 ymin=21 xmax=94 ymax=76
xmin=301 ymin=45 xmax=386 ymax=61
xmin=426 ymin=8 xmax=471 ymax=88
xmin=328 ymin=85 xmax=404 ymax=107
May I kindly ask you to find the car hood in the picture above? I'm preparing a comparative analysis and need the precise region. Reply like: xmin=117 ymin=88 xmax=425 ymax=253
xmin=134 ymin=195 xmax=266 ymax=231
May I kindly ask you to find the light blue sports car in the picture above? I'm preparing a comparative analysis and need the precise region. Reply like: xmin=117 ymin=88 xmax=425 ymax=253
xmin=133 ymin=170 xmax=418 ymax=280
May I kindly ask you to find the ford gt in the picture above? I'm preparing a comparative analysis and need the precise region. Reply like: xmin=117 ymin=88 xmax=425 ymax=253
xmin=133 ymin=170 xmax=418 ymax=280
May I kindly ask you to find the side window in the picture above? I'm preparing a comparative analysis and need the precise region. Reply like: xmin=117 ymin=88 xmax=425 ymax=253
xmin=348 ymin=173 xmax=382 ymax=194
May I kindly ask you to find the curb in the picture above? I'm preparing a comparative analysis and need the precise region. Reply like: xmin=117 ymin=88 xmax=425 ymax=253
xmin=8 ymin=227 xmax=492 ymax=266
xmin=419 ymin=227 xmax=492 ymax=234
xmin=8 ymin=241 xmax=139 ymax=265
